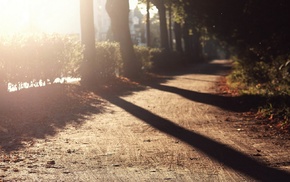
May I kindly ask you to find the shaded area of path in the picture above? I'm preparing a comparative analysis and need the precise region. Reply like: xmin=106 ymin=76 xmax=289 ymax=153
xmin=101 ymin=94 xmax=290 ymax=181
xmin=147 ymin=84 xmax=263 ymax=112
xmin=0 ymin=84 xmax=105 ymax=152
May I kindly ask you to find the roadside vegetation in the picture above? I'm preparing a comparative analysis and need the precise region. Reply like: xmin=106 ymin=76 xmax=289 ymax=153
xmin=0 ymin=34 xmax=182 ymax=93
xmin=227 ymin=56 xmax=290 ymax=132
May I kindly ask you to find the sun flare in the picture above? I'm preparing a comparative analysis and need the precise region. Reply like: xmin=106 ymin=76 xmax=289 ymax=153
xmin=0 ymin=0 xmax=80 ymax=35
xmin=0 ymin=0 xmax=140 ymax=35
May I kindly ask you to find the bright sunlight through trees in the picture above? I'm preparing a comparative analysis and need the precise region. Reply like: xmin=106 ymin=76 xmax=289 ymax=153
xmin=0 ymin=0 xmax=138 ymax=35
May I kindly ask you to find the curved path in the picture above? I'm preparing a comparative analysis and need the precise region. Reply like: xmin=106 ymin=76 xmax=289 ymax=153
xmin=1 ymin=60 xmax=290 ymax=181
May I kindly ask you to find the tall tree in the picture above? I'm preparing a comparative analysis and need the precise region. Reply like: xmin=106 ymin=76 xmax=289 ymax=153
xmin=106 ymin=0 xmax=140 ymax=78
xmin=182 ymin=20 xmax=194 ymax=61
xmin=79 ymin=0 xmax=96 ymax=86
xmin=168 ymin=2 xmax=173 ymax=50
xmin=146 ymin=0 xmax=151 ymax=47
xmin=151 ymin=0 xmax=170 ymax=50
xmin=169 ymin=1 xmax=184 ymax=52
xmin=173 ymin=22 xmax=182 ymax=52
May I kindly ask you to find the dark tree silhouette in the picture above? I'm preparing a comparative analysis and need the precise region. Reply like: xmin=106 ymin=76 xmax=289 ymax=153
xmin=79 ymin=0 xmax=96 ymax=86
xmin=106 ymin=0 xmax=141 ymax=78
xmin=151 ymin=0 xmax=170 ymax=51
xmin=146 ymin=0 xmax=151 ymax=47
xmin=173 ymin=22 xmax=182 ymax=52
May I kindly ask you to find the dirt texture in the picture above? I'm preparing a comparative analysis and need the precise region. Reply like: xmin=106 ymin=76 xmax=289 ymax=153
xmin=1 ymin=60 xmax=290 ymax=181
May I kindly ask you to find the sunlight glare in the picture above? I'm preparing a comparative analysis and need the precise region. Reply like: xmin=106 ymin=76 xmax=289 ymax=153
xmin=138 ymin=3 xmax=158 ymax=17
xmin=0 ymin=0 xmax=148 ymax=36
xmin=0 ymin=0 xmax=80 ymax=35
xmin=129 ymin=0 xmax=138 ymax=10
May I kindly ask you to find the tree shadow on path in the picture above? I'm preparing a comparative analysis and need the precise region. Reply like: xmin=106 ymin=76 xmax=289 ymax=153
xmin=0 ymin=84 xmax=105 ymax=152
xmin=156 ymin=60 xmax=232 ymax=77
xmin=148 ymin=83 xmax=264 ymax=113
xmin=97 ymin=60 xmax=289 ymax=181
xmin=100 ymin=94 xmax=290 ymax=181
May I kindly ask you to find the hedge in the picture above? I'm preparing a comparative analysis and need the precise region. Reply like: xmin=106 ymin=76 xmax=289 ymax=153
xmin=0 ymin=34 xmax=83 ymax=91
xmin=0 ymin=35 xmax=174 ymax=92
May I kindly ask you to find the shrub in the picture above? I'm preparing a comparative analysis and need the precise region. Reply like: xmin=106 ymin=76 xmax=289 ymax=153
xmin=37 ymin=34 xmax=83 ymax=83
xmin=270 ymin=57 xmax=290 ymax=95
xmin=149 ymin=48 xmax=182 ymax=72
xmin=93 ymin=43 xmax=152 ymax=80
xmin=94 ymin=42 xmax=121 ymax=80
xmin=227 ymin=55 xmax=290 ymax=131
xmin=229 ymin=56 xmax=290 ymax=96
xmin=149 ymin=48 xmax=167 ymax=71
xmin=133 ymin=46 xmax=152 ymax=71
xmin=0 ymin=34 xmax=83 ymax=91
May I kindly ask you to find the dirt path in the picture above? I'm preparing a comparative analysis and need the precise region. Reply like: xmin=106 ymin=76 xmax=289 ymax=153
xmin=1 ymin=60 xmax=290 ymax=181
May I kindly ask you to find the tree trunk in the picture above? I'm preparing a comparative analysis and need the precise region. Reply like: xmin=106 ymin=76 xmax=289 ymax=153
xmin=183 ymin=22 xmax=193 ymax=62
xmin=146 ymin=0 xmax=151 ymax=47
xmin=168 ymin=4 xmax=173 ymax=50
xmin=80 ymin=0 xmax=96 ymax=86
xmin=106 ymin=0 xmax=140 ymax=78
xmin=174 ymin=21 xmax=183 ymax=52
xmin=192 ymin=29 xmax=203 ymax=62
xmin=151 ymin=0 xmax=170 ymax=50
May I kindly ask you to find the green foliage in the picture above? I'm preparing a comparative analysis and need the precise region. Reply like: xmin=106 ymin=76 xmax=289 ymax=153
xmin=93 ymin=42 xmax=181 ymax=77
xmin=228 ymin=56 xmax=290 ymax=129
xmin=0 ymin=34 xmax=83 ymax=91
xmin=258 ymin=101 xmax=290 ymax=125
xmin=149 ymin=48 xmax=182 ymax=72
xmin=171 ymin=0 xmax=290 ymax=65
xmin=0 ymin=35 xmax=185 ymax=92
xmin=228 ymin=57 xmax=290 ymax=96
xmin=95 ymin=42 xmax=121 ymax=80
xmin=133 ymin=46 xmax=152 ymax=71
xmin=93 ymin=42 xmax=183 ymax=77
xmin=149 ymin=48 xmax=166 ymax=71
xmin=0 ymin=37 xmax=170 ymax=92
xmin=85 ymin=42 xmax=154 ymax=81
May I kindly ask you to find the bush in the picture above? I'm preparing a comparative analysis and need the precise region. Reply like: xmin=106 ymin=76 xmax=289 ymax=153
xmin=94 ymin=42 xmax=121 ymax=80
xmin=150 ymin=48 xmax=169 ymax=71
xmin=133 ymin=46 xmax=152 ymax=71
xmin=270 ymin=57 xmax=290 ymax=95
xmin=228 ymin=56 xmax=290 ymax=96
xmin=149 ymin=48 xmax=183 ymax=72
xmin=93 ymin=43 xmax=180 ymax=79
xmin=0 ymin=34 xmax=83 ymax=91
xmin=227 ymin=55 xmax=290 ymax=131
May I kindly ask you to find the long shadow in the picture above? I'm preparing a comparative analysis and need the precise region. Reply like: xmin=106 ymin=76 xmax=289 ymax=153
xmin=0 ymin=75 xmax=168 ymax=153
xmin=0 ymin=84 xmax=105 ymax=152
xmin=148 ymin=83 xmax=265 ymax=112
xmin=100 ymin=94 xmax=290 ymax=181
xmin=156 ymin=60 xmax=232 ymax=77
xmin=144 ymin=60 xmax=265 ymax=113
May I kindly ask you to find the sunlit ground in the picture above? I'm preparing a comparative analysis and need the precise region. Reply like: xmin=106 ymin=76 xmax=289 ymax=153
xmin=8 ymin=78 xmax=81 ymax=92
